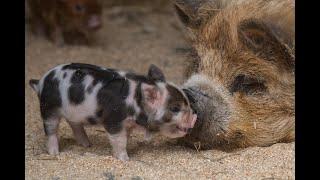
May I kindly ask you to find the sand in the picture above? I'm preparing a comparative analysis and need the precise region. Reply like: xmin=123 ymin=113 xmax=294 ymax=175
xmin=25 ymin=5 xmax=295 ymax=180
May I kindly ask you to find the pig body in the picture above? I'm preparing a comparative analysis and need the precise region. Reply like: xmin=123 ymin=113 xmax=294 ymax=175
xmin=29 ymin=63 xmax=196 ymax=161
xmin=27 ymin=0 xmax=102 ymax=45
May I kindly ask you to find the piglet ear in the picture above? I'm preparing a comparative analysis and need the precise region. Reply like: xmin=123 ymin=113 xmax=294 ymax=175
xmin=148 ymin=64 xmax=166 ymax=82
xmin=141 ymin=84 xmax=162 ymax=109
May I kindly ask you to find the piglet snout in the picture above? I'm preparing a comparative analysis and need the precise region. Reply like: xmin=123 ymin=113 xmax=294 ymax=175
xmin=88 ymin=15 xmax=101 ymax=30
xmin=190 ymin=114 xmax=197 ymax=128
xmin=180 ymin=114 xmax=197 ymax=134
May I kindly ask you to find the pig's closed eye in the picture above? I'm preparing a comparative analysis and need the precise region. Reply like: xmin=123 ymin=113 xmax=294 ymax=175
xmin=230 ymin=74 xmax=267 ymax=95
xmin=170 ymin=106 xmax=181 ymax=113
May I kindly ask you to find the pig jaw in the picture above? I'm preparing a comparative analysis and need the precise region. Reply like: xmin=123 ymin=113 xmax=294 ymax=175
xmin=181 ymin=74 xmax=232 ymax=145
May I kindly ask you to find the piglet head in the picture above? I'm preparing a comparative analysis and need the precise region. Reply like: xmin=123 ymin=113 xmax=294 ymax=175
xmin=140 ymin=64 xmax=198 ymax=138
xmin=158 ymin=100 xmax=198 ymax=138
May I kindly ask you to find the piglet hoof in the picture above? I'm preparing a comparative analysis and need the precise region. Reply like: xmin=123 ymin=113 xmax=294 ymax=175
xmin=80 ymin=141 xmax=92 ymax=148
xmin=47 ymin=145 xmax=59 ymax=155
xmin=48 ymin=148 xmax=59 ymax=155
xmin=144 ymin=133 xmax=153 ymax=142
xmin=47 ymin=135 xmax=59 ymax=155
xmin=114 ymin=152 xmax=129 ymax=161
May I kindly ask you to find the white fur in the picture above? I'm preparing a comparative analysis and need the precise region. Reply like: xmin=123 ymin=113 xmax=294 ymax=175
xmin=125 ymin=80 xmax=141 ymax=115
xmin=118 ymin=71 xmax=127 ymax=77
xmin=183 ymin=74 xmax=213 ymax=88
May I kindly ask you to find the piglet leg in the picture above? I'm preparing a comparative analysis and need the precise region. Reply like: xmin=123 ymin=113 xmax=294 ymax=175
xmin=144 ymin=129 xmax=153 ymax=142
xmin=43 ymin=117 xmax=60 ymax=155
xmin=68 ymin=122 xmax=91 ymax=147
xmin=107 ymin=129 xmax=129 ymax=161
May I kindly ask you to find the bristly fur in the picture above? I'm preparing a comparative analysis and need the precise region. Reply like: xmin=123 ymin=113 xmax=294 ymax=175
xmin=175 ymin=0 xmax=294 ymax=150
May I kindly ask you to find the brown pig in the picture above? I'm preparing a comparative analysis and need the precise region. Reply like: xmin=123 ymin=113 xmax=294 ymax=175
xmin=27 ymin=0 xmax=103 ymax=45
xmin=173 ymin=0 xmax=295 ymax=150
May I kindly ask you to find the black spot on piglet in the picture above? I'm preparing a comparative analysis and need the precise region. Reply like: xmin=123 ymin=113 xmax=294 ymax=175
xmin=87 ymin=116 xmax=98 ymax=125
xmin=40 ymin=70 xmax=62 ymax=125
xmin=68 ymin=70 xmax=86 ymax=105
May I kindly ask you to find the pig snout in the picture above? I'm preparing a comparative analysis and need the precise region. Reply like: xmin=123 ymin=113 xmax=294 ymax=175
xmin=88 ymin=15 xmax=101 ymax=30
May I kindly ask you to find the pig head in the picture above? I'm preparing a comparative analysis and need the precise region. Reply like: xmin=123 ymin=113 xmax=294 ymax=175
xmin=174 ymin=0 xmax=295 ymax=150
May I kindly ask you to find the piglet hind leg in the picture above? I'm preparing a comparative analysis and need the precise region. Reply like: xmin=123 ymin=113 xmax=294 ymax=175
xmin=43 ymin=118 xmax=61 ymax=155
xmin=67 ymin=121 xmax=91 ymax=148
xmin=107 ymin=130 xmax=129 ymax=161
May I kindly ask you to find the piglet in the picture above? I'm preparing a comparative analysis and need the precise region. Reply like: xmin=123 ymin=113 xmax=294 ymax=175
xmin=29 ymin=63 xmax=197 ymax=161
xmin=27 ymin=0 xmax=102 ymax=46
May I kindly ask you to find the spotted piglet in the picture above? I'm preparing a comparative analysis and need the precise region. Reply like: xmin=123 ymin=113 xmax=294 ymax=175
xmin=29 ymin=63 xmax=197 ymax=161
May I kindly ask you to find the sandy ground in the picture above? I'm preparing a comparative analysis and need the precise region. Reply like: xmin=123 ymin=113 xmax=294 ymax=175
xmin=25 ymin=5 xmax=294 ymax=180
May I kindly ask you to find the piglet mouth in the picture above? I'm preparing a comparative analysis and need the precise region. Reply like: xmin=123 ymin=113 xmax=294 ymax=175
xmin=175 ymin=125 xmax=192 ymax=134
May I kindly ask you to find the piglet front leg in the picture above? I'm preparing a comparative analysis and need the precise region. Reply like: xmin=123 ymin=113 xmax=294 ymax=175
xmin=107 ymin=129 xmax=129 ymax=161
xmin=143 ymin=129 xmax=153 ymax=142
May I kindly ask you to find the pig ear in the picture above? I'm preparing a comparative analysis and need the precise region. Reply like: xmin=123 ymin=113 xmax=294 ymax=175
xmin=148 ymin=64 xmax=166 ymax=82
xmin=174 ymin=0 xmax=219 ymax=29
xmin=238 ymin=19 xmax=295 ymax=71
xmin=141 ymin=84 xmax=162 ymax=109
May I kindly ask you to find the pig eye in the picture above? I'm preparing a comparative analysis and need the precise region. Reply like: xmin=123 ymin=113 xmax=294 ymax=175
xmin=170 ymin=106 xmax=181 ymax=113
xmin=230 ymin=74 xmax=267 ymax=95
xmin=74 ymin=4 xmax=85 ymax=13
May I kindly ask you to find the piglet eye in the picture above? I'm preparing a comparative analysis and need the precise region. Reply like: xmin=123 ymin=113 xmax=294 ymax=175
xmin=170 ymin=106 xmax=181 ymax=113
xmin=75 ymin=4 xmax=85 ymax=13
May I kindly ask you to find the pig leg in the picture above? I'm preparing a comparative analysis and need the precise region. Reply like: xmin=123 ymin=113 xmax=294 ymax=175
xmin=42 ymin=13 xmax=65 ymax=46
xmin=67 ymin=122 xmax=91 ymax=147
xmin=29 ymin=18 xmax=46 ymax=37
xmin=49 ymin=26 xmax=64 ymax=47
xmin=43 ymin=117 xmax=61 ymax=155
xmin=107 ymin=129 xmax=129 ymax=161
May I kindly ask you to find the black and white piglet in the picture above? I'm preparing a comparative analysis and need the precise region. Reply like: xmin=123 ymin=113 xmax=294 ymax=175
xmin=29 ymin=63 xmax=197 ymax=161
